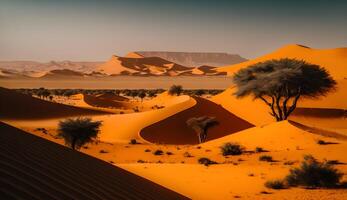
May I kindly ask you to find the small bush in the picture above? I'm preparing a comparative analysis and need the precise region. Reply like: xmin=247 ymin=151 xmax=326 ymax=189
xmin=183 ymin=152 xmax=193 ymax=157
xmin=198 ymin=157 xmax=217 ymax=166
xmin=285 ymin=155 xmax=343 ymax=188
xmin=166 ymin=151 xmax=173 ymax=155
xmin=317 ymin=140 xmax=327 ymax=145
xmin=221 ymin=143 xmax=243 ymax=156
xmin=137 ymin=160 xmax=146 ymax=163
xmin=255 ymin=147 xmax=265 ymax=153
xmin=153 ymin=149 xmax=164 ymax=156
xmin=99 ymin=150 xmax=108 ymax=153
xmin=259 ymin=155 xmax=273 ymax=162
xmin=129 ymin=139 xmax=137 ymax=144
xmin=144 ymin=149 xmax=151 ymax=152
xmin=265 ymin=180 xmax=286 ymax=189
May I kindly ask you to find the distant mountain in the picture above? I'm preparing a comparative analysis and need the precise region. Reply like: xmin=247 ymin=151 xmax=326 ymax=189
xmin=97 ymin=55 xmax=226 ymax=76
xmin=0 ymin=60 xmax=103 ymax=73
xmin=135 ymin=51 xmax=247 ymax=67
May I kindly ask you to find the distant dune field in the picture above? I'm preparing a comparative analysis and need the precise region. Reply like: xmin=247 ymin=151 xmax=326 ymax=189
xmin=0 ymin=76 xmax=233 ymax=89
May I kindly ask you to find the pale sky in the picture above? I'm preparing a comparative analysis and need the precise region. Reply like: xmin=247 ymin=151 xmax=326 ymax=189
xmin=1 ymin=0 xmax=346 ymax=61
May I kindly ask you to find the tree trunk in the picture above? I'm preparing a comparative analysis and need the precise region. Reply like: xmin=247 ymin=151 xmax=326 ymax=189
xmin=275 ymin=95 xmax=283 ymax=121
xmin=71 ymin=138 xmax=77 ymax=150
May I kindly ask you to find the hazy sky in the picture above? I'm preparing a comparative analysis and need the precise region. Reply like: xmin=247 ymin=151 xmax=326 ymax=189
xmin=1 ymin=0 xmax=346 ymax=61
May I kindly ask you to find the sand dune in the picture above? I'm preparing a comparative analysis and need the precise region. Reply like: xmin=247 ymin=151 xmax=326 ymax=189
xmin=135 ymin=51 xmax=247 ymax=67
xmin=97 ymin=94 xmax=196 ymax=143
xmin=217 ymin=44 xmax=347 ymax=79
xmin=202 ymin=120 xmax=339 ymax=150
xmin=211 ymin=79 xmax=347 ymax=126
xmin=0 ymin=87 xmax=109 ymax=120
xmin=0 ymin=122 xmax=187 ymax=199
xmin=140 ymin=96 xmax=254 ymax=144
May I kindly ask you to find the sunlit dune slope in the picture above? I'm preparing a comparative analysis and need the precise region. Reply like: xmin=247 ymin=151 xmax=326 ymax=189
xmin=202 ymin=120 xmax=340 ymax=150
xmin=0 ymin=122 xmax=188 ymax=199
xmin=97 ymin=55 xmax=192 ymax=76
xmin=0 ymin=87 xmax=109 ymax=120
xmin=96 ymin=94 xmax=196 ymax=143
xmin=217 ymin=44 xmax=347 ymax=79
xmin=211 ymin=79 xmax=347 ymax=126
xmin=140 ymin=96 xmax=254 ymax=144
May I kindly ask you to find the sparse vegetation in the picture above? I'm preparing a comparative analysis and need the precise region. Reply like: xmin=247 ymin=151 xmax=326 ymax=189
xmin=265 ymin=180 xmax=286 ymax=189
xmin=198 ymin=157 xmax=217 ymax=166
xmin=259 ymin=155 xmax=273 ymax=162
xmin=144 ymin=149 xmax=151 ymax=152
xmin=129 ymin=139 xmax=138 ymax=144
xmin=285 ymin=155 xmax=343 ymax=188
xmin=220 ymin=143 xmax=243 ymax=156
xmin=57 ymin=117 xmax=102 ymax=150
xmin=186 ymin=116 xmax=218 ymax=143
xmin=153 ymin=149 xmax=164 ymax=156
xmin=99 ymin=150 xmax=108 ymax=153
xmin=255 ymin=147 xmax=265 ymax=153
xmin=168 ymin=84 xmax=183 ymax=96
xmin=183 ymin=152 xmax=193 ymax=157
xmin=232 ymin=59 xmax=336 ymax=121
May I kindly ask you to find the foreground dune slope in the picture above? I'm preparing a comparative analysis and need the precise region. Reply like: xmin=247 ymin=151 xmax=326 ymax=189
xmin=0 ymin=87 xmax=109 ymax=120
xmin=140 ymin=96 xmax=254 ymax=144
xmin=217 ymin=44 xmax=347 ymax=79
xmin=0 ymin=122 xmax=188 ymax=200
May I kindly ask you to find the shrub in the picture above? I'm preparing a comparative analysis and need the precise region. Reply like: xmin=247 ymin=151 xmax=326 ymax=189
xmin=285 ymin=155 xmax=343 ymax=188
xmin=168 ymin=85 xmax=183 ymax=96
xmin=183 ymin=152 xmax=193 ymax=157
xmin=198 ymin=157 xmax=217 ymax=166
xmin=317 ymin=140 xmax=327 ymax=145
xmin=57 ymin=117 xmax=102 ymax=150
xmin=220 ymin=143 xmax=243 ymax=156
xmin=259 ymin=155 xmax=273 ymax=162
xmin=129 ymin=139 xmax=137 ymax=144
xmin=99 ymin=150 xmax=108 ymax=153
xmin=144 ymin=149 xmax=151 ymax=152
xmin=153 ymin=150 xmax=164 ymax=156
xmin=264 ymin=180 xmax=286 ymax=189
xmin=166 ymin=151 xmax=173 ymax=155
xmin=255 ymin=147 xmax=265 ymax=153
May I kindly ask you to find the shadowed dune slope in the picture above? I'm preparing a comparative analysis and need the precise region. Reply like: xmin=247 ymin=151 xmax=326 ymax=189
xmin=0 ymin=122 xmax=188 ymax=200
xmin=0 ymin=87 xmax=109 ymax=120
xmin=140 ymin=96 xmax=254 ymax=144
xmin=217 ymin=44 xmax=347 ymax=79
xmin=83 ymin=94 xmax=132 ymax=109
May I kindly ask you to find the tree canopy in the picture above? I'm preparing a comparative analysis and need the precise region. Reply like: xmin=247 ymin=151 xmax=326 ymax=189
xmin=232 ymin=58 xmax=336 ymax=121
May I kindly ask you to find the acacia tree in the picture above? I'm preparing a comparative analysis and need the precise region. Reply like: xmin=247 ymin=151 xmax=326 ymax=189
xmin=232 ymin=59 xmax=336 ymax=121
xmin=57 ymin=117 xmax=102 ymax=150
xmin=186 ymin=116 xmax=218 ymax=143
xmin=168 ymin=85 xmax=183 ymax=96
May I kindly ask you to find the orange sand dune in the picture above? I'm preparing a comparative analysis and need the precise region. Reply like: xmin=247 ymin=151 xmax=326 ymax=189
xmin=202 ymin=120 xmax=340 ymax=150
xmin=0 ymin=122 xmax=187 ymax=199
xmin=121 ymin=120 xmax=347 ymax=199
xmin=96 ymin=93 xmax=129 ymax=101
xmin=211 ymin=79 xmax=347 ymax=126
xmin=140 ymin=96 xmax=254 ymax=144
xmin=0 ymin=87 xmax=109 ymax=120
xmin=217 ymin=44 xmax=347 ymax=79
xmin=98 ymin=55 xmax=192 ymax=76
xmin=83 ymin=94 xmax=133 ymax=110
xmin=125 ymin=52 xmax=145 ymax=58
